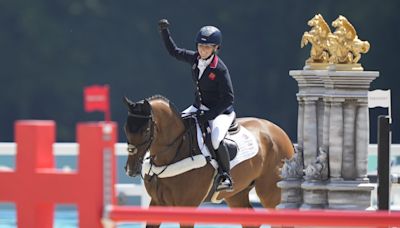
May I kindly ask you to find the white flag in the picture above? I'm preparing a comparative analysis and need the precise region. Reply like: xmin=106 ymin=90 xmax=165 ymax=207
xmin=368 ymin=89 xmax=391 ymax=108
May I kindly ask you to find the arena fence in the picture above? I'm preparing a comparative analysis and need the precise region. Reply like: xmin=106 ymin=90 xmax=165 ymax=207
xmin=104 ymin=206 xmax=400 ymax=227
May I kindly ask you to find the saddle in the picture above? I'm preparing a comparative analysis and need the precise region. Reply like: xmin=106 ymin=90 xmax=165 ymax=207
xmin=142 ymin=115 xmax=258 ymax=179
xmin=183 ymin=117 xmax=239 ymax=162
xmin=182 ymin=116 xmax=259 ymax=203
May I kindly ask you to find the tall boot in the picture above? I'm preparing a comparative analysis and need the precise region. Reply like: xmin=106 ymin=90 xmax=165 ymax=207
xmin=215 ymin=141 xmax=233 ymax=192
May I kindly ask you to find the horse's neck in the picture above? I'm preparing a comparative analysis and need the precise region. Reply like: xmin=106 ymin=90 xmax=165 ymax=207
xmin=149 ymin=104 xmax=188 ymax=165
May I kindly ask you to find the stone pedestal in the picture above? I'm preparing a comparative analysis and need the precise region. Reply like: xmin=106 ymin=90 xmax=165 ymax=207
xmin=300 ymin=181 xmax=327 ymax=209
xmin=276 ymin=179 xmax=303 ymax=209
xmin=277 ymin=151 xmax=304 ymax=209
xmin=279 ymin=69 xmax=379 ymax=210
xmin=327 ymin=180 xmax=375 ymax=210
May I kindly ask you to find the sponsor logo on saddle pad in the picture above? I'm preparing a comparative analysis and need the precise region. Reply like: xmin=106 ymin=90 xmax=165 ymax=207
xmin=142 ymin=124 xmax=258 ymax=178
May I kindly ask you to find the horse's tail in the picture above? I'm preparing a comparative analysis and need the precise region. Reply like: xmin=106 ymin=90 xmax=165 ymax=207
xmin=361 ymin=41 xmax=370 ymax=53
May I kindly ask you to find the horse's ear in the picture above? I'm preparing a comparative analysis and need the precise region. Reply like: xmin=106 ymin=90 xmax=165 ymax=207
xmin=142 ymin=99 xmax=151 ymax=116
xmin=123 ymin=96 xmax=136 ymax=112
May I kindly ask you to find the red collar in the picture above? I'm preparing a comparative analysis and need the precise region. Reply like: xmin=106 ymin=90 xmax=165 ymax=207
xmin=210 ymin=55 xmax=218 ymax=68
xmin=196 ymin=54 xmax=219 ymax=69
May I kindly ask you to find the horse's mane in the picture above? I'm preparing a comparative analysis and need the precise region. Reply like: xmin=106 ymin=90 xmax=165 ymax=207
xmin=335 ymin=15 xmax=356 ymax=40
xmin=126 ymin=95 xmax=182 ymax=133
xmin=318 ymin=16 xmax=331 ymax=35
xmin=146 ymin=94 xmax=182 ymax=118
xmin=341 ymin=17 xmax=356 ymax=40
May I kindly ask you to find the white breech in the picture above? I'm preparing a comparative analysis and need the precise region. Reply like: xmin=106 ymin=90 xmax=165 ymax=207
xmin=182 ymin=105 xmax=236 ymax=150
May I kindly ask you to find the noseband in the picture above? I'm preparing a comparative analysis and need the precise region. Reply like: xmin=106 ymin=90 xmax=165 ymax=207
xmin=126 ymin=112 xmax=155 ymax=159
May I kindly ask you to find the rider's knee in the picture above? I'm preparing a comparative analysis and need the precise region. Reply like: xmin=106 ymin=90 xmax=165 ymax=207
xmin=211 ymin=137 xmax=221 ymax=150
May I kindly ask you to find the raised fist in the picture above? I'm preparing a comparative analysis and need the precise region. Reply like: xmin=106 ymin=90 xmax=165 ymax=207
xmin=158 ymin=19 xmax=170 ymax=30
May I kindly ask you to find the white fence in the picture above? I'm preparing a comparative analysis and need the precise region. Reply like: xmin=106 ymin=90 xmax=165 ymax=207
xmin=1 ymin=142 xmax=399 ymax=156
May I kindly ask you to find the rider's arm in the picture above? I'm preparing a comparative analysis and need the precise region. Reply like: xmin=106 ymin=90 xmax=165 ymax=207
xmin=160 ymin=28 xmax=196 ymax=64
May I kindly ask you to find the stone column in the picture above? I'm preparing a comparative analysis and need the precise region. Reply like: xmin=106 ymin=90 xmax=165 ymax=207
xmin=342 ymin=100 xmax=357 ymax=179
xmin=289 ymin=70 xmax=325 ymax=167
xmin=328 ymin=98 xmax=344 ymax=180
xmin=322 ymin=97 xmax=331 ymax=152
xmin=317 ymin=99 xmax=324 ymax=151
xmin=297 ymin=98 xmax=305 ymax=156
xmin=303 ymin=97 xmax=318 ymax=167
xmin=356 ymin=100 xmax=369 ymax=180
xmin=301 ymin=93 xmax=329 ymax=209
xmin=321 ymin=70 xmax=379 ymax=210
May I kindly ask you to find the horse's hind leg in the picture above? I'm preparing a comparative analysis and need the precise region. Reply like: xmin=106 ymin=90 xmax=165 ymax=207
xmin=254 ymin=169 xmax=281 ymax=208
xmin=225 ymin=188 xmax=262 ymax=228
xmin=224 ymin=187 xmax=252 ymax=208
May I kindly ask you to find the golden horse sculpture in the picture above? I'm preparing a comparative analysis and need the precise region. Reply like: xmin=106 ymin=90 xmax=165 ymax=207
xmin=329 ymin=15 xmax=370 ymax=64
xmin=301 ymin=14 xmax=331 ymax=64
xmin=301 ymin=14 xmax=370 ymax=70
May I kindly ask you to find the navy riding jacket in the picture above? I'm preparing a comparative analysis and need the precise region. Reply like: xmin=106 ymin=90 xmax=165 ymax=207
xmin=160 ymin=28 xmax=234 ymax=120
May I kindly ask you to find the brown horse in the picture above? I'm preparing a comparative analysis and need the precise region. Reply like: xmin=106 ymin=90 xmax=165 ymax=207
xmin=123 ymin=95 xmax=294 ymax=226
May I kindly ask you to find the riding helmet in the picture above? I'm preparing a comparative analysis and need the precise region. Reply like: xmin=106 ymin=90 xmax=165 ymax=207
xmin=195 ymin=26 xmax=222 ymax=46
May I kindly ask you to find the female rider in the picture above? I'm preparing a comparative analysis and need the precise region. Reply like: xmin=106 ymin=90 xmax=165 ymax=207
xmin=158 ymin=19 xmax=235 ymax=192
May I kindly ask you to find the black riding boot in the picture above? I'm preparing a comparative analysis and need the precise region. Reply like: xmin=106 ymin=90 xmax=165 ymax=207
xmin=215 ymin=141 xmax=233 ymax=192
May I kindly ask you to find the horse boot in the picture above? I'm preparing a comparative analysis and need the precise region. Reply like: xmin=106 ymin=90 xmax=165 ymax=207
xmin=214 ymin=141 xmax=233 ymax=192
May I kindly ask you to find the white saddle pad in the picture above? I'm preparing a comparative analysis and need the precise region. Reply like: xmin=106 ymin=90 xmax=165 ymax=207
xmin=196 ymin=123 xmax=259 ymax=169
xmin=143 ymin=122 xmax=259 ymax=178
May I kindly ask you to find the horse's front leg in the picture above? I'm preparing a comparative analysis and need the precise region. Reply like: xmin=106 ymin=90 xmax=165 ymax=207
xmin=352 ymin=52 xmax=360 ymax=63
xmin=180 ymin=225 xmax=194 ymax=228
xmin=301 ymin=32 xmax=310 ymax=48
xmin=145 ymin=199 xmax=161 ymax=228
xmin=145 ymin=202 xmax=195 ymax=228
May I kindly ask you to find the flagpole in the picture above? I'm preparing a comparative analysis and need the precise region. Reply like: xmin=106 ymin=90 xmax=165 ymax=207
xmin=388 ymin=90 xmax=392 ymax=124
xmin=105 ymin=109 xmax=111 ymax=122
xmin=105 ymin=85 xmax=111 ymax=122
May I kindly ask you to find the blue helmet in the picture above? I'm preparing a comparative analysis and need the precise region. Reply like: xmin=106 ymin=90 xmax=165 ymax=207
xmin=195 ymin=26 xmax=222 ymax=46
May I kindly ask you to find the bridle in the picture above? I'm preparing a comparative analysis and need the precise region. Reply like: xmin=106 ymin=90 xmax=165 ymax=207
xmin=126 ymin=112 xmax=155 ymax=162
xmin=126 ymin=109 xmax=194 ymax=177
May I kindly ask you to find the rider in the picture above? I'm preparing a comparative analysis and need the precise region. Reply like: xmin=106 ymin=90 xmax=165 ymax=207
xmin=158 ymin=19 xmax=235 ymax=192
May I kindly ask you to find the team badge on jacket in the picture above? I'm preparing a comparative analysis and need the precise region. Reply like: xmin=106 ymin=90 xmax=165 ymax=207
xmin=208 ymin=72 xmax=216 ymax=81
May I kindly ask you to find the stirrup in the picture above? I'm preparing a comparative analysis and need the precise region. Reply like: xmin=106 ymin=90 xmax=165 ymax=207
xmin=215 ymin=173 xmax=233 ymax=192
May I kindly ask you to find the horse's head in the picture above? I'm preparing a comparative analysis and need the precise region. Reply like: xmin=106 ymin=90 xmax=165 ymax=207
xmin=332 ymin=15 xmax=346 ymax=28
xmin=307 ymin=14 xmax=322 ymax=27
xmin=332 ymin=15 xmax=356 ymax=41
xmin=307 ymin=14 xmax=331 ymax=38
xmin=123 ymin=97 xmax=155 ymax=177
